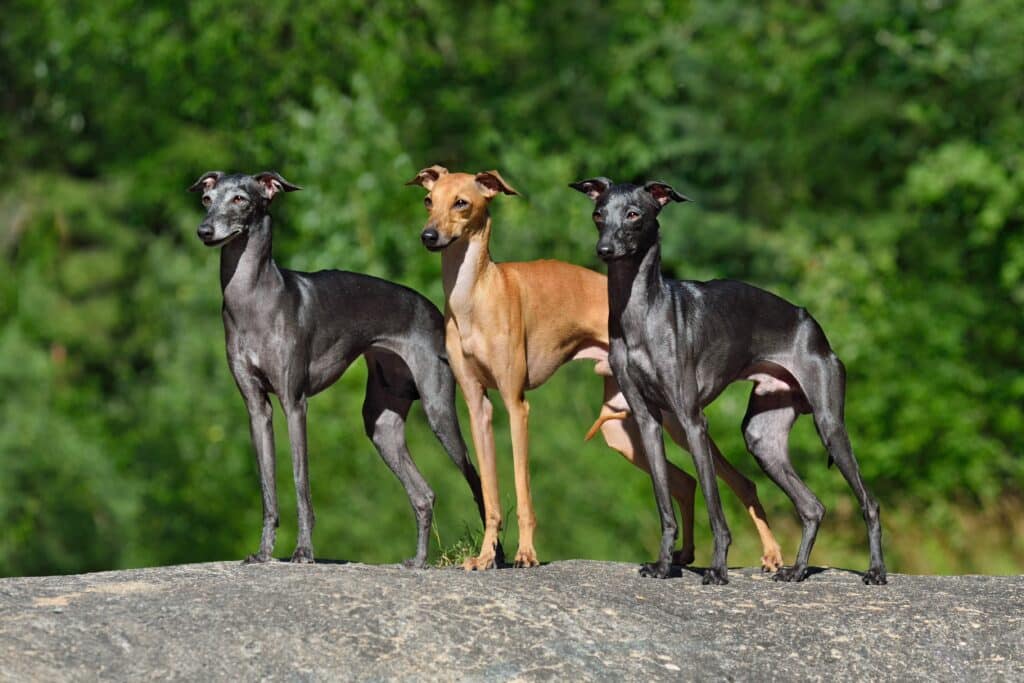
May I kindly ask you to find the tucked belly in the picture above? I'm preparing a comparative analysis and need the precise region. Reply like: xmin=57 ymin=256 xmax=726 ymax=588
xmin=524 ymin=354 xmax=568 ymax=390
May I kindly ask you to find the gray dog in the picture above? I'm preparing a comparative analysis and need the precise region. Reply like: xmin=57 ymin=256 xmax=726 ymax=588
xmin=190 ymin=170 xmax=492 ymax=567
xmin=571 ymin=177 xmax=886 ymax=586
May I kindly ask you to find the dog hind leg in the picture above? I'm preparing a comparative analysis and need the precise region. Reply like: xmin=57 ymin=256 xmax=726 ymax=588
xmin=362 ymin=356 xmax=435 ymax=569
xmin=405 ymin=346 xmax=504 ymax=565
xmin=792 ymin=353 xmax=887 ymax=584
xmin=742 ymin=391 xmax=820 ymax=582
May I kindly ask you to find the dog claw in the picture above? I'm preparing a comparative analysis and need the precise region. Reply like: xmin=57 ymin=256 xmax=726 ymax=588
xmin=862 ymin=566 xmax=888 ymax=585
xmin=462 ymin=554 xmax=497 ymax=571
xmin=401 ymin=557 xmax=428 ymax=570
xmin=702 ymin=567 xmax=729 ymax=585
xmin=639 ymin=561 xmax=670 ymax=579
xmin=761 ymin=549 xmax=784 ymax=573
xmin=773 ymin=565 xmax=809 ymax=582
xmin=243 ymin=551 xmax=274 ymax=565
xmin=513 ymin=548 xmax=540 ymax=568
xmin=290 ymin=547 xmax=315 ymax=564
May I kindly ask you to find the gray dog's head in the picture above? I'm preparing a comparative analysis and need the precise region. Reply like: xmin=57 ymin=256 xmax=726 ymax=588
xmin=189 ymin=171 xmax=301 ymax=247
xmin=569 ymin=178 xmax=690 ymax=261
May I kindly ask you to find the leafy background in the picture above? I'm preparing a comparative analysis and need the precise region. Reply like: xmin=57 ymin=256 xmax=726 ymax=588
xmin=2 ymin=0 xmax=1022 ymax=577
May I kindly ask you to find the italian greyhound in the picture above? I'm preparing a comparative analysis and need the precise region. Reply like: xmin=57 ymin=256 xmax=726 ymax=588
xmin=406 ymin=165 xmax=784 ymax=572
xmin=570 ymin=177 xmax=887 ymax=585
xmin=189 ymin=170 xmax=493 ymax=567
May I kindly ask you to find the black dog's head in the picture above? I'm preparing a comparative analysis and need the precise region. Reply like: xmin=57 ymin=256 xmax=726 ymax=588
xmin=569 ymin=178 xmax=689 ymax=261
xmin=188 ymin=171 xmax=301 ymax=247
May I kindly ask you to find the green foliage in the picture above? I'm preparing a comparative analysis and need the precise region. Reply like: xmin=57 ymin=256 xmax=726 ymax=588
xmin=1 ymin=0 xmax=1021 ymax=577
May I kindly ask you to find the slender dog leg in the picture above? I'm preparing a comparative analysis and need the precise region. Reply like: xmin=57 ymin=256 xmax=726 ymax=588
xmin=795 ymin=355 xmax=887 ymax=584
xmin=237 ymin=383 xmax=278 ymax=564
xmin=661 ymin=413 xmax=784 ymax=572
xmin=597 ymin=405 xmax=698 ymax=565
xmin=674 ymin=403 xmax=732 ymax=585
xmin=598 ymin=378 xmax=696 ymax=563
xmin=503 ymin=391 xmax=539 ymax=567
xmin=621 ymin=397 xmax=677 ymax=579
xmin=361 ymin=370 xmax=436 ymax=569
xmin=742 ymin=392 xmax=821 ymax=582
xmin=459 ymin=379 xmax=502 ymax=571
xmin=281 ymin=396 xmax=315 ymax=563
xmin=411 ymin=350 xmax=501 ymax=562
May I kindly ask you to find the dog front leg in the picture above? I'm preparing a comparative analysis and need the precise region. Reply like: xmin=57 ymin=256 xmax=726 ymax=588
xmin=461 ymin=381 xmax=502 ymax=571
xmin=677 ymin=404 xmax=732 ymax=585
xmin=241 ymin=388 xmax=278 ymax=563
xmin=621 ymin=396 xmax=676 ymax=579
xmin=503 ymin=391 xmax=538 ymax=567
xmin=602 ymin=379 xmax=698 ymax=566
xmin=282 ymin=395 xmax=315 ymax=564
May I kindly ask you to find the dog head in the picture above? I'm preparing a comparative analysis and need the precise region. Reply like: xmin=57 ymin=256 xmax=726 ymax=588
xmin=405 ymin=165 xmax=518 ymax=251
xmin=570 ymin=178 xmax=689 ymax=261
xmin=189 ymin=171 xmax=300 ymax=247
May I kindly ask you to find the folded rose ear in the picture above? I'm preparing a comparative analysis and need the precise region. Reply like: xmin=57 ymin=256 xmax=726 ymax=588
xmin=474 ymin=170 xmax=519 ymax=199
xmin=569 ymin=177 xmax=613 ymax=201
xmin=188 ymin=171 xmax=224 ymax=193
xmin=252 ymin=171 xmax=302 ymax=201
xmin=405 ymin=165 xmax=449 ymax=190
xmin=643 ymin=181 xmax=690 ymax=207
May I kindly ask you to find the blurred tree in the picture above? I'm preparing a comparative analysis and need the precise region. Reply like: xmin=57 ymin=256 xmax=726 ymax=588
xmin=1 ymin=0 xmax=1021 ymax=576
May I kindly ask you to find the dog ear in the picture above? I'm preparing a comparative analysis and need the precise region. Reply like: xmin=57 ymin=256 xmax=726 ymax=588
xmin=405 ymin=165 xmax=449 ymax=190
xmin=188 ymin=171 xmax=224 ymax=193
xmin=643 ymin=181 xmax=690 ymax=207
xmin=253 ymin=172 xmax=302 ymax=201
xmin=569 ymin=177 xmax=612 ymax=201
xmin=474 ymin=170 xmax=519 ymax=198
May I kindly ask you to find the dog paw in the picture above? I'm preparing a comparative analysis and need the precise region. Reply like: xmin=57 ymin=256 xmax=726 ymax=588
xmin=672 ymin=548 xmax=695 ymax=567
xmin=463 ymin=554 xmax=497 ymax=571
xmin=702 ymin=567 xmax=729 ymax=585
xmin=862 ymin=566 xmax=888 ymax=585
xmin=401 ymin=557 xmax=428 ymax=570
xmin=243 ymin=551 xmax=274 ymax=565
xmin=639 ymin=561 xmax=670 ymax=579
xmin=773 ymin=565 xmax=809 ymax=582
xmin=289 ymin=547 xmax=315 ymax=564
xmin=513 ymin=548 xmax=540 ymax=568
xmin=761 ymin=548 xmax=784 ymax=573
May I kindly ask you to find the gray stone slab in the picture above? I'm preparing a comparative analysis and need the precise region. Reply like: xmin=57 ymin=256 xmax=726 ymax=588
xmin=0 ymin=561 xmax=1021 ymax=681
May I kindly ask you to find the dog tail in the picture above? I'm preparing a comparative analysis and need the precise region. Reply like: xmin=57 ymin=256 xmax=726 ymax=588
xmin=584 ymin=410 xmax=630 ymax=441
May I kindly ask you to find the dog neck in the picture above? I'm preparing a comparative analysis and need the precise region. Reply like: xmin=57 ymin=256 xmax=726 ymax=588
xmin=220 ymin=214 xmax=282 ymax=298
xmin=606 ymin=238 xmax=665 ymax=327
xmin=440 ymin=215 xmax=495 ymax=318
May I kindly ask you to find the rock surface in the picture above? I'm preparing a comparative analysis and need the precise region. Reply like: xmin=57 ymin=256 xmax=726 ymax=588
xmin=0 ymin=560 xmax=1021 ymax=680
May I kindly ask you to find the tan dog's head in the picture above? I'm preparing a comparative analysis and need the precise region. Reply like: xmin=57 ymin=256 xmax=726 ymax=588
xmin=405 ymin=165 xmax=518 ymax=251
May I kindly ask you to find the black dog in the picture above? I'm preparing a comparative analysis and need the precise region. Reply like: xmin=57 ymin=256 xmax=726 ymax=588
xmin=190 ymin=170 xmax=492 ymax=567
xmin=570 ymin=177 xmax=886 ymax=585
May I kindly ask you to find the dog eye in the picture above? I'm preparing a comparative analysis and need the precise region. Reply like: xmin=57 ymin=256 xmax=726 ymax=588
xmin=424 ymin=196 xmax=433 ymax=209
xmin=202 ymin=196 xmax=212 ymax=207
xmin=626 ymin=210 xmax=640 ymax=220
xmin=233 ymin=196 xmax=247 ymax=204
xmin=453 ymin=198 xmax=469 ymax=209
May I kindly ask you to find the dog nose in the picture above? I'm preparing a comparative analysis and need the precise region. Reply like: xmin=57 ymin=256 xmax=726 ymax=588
xmin=421 ymin=228 xmax=439 ymax=247
xmin=597 ymin=243 xmax=614 ymax=259
xmin=197 ymin=224 xmax=214 ymax=241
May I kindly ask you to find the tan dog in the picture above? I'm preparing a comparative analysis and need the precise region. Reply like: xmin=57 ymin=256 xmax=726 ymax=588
xmin=407 ymin=165 xmax=784 ymax=571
